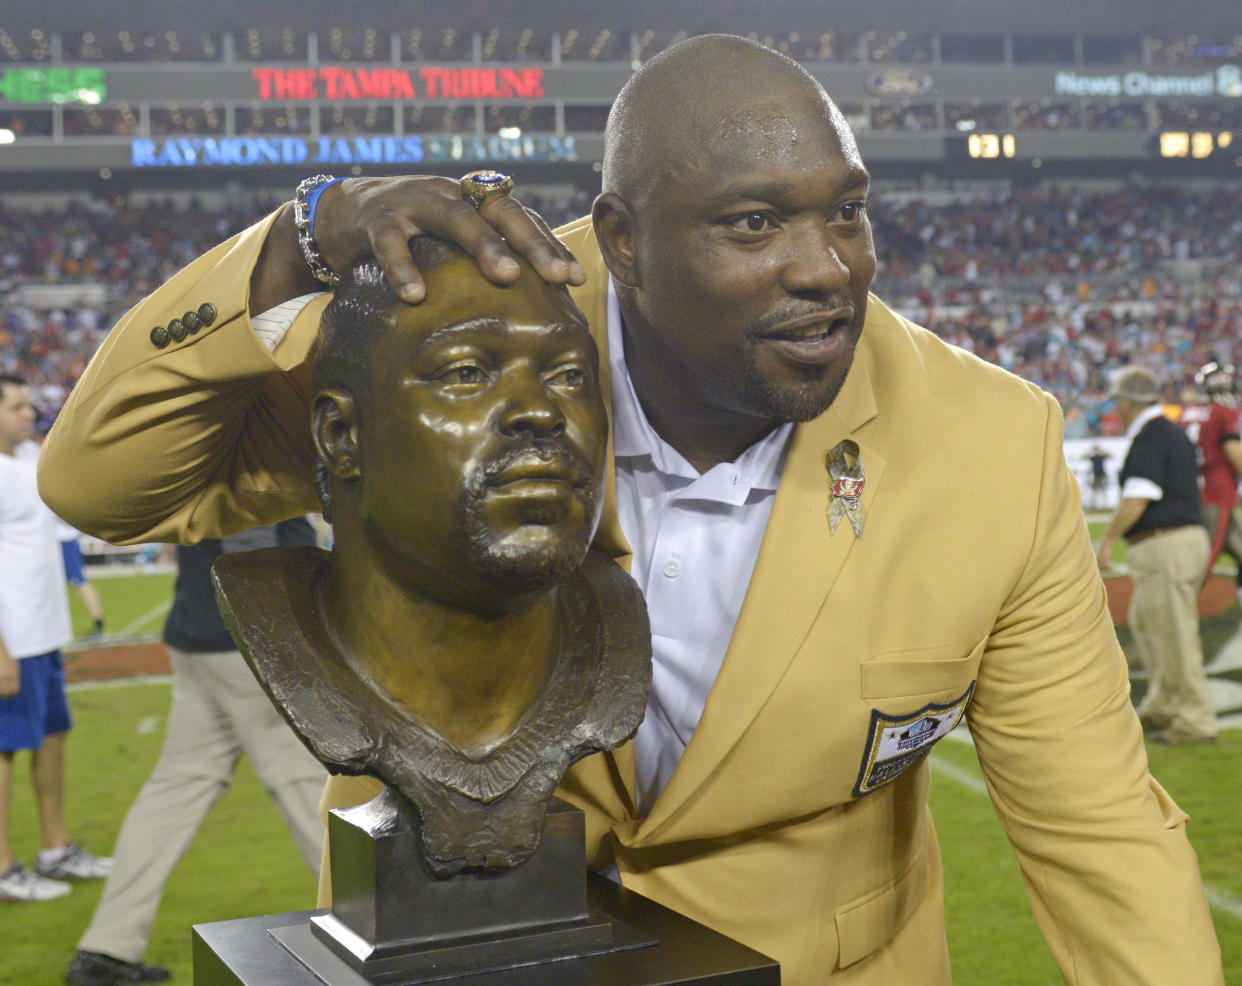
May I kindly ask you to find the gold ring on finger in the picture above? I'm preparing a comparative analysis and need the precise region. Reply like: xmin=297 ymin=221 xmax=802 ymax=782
xmin=460 ymin=170 xmax=515 ymax=209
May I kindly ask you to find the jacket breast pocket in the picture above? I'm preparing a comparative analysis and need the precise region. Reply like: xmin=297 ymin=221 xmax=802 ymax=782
xmin=853 ymin=637 xmax=985 ymax=798
xmin=859 ymin=635 xmax=987 ymax=701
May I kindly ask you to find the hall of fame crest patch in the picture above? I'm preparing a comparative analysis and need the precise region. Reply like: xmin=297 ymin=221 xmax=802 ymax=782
xmin=853 ymin=683 xmax=975 ymax=797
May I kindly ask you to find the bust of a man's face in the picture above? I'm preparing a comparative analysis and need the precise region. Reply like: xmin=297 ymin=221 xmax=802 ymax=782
xmin=313 ymin=246 xmax=608 ymax=611
xmin=215 ymin=241 xmax=649 ymax=874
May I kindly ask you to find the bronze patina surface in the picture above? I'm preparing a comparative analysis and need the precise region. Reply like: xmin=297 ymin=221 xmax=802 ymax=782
xmin=214 ymin=240 xmax=650 ymax=876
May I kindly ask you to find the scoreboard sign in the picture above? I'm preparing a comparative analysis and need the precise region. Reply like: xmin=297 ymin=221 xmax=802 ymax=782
xmin=251 ymin=66 xmax=545 ymax=101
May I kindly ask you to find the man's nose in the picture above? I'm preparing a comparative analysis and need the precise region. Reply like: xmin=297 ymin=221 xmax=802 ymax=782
xmin=497 ymin=377 xmax=566 ymax=437
xmin=781 ymin=223 xmax=851 ymax=297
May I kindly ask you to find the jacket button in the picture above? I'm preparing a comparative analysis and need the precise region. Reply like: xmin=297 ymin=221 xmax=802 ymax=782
xmin=182 ymin=310 xmax=202 ymax=333
xmin=197 ymin=303 xmax=217 ymax=326
xmin=150 ymin=325 xmax=171 ymax=348
xmin=167 ymin=318 xmax=187 ymax=342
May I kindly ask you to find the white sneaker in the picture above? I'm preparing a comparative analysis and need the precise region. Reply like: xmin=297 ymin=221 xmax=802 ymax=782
xmin=0 ymin=863 xmax=72 ymax=901
xmin=35 ymin=843 xmax=112 ymax=880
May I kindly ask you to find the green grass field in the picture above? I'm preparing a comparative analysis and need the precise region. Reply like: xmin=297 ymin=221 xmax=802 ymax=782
xmin=1 ymin=563 xmax=1237 ymax=985
xmin=64 ymin=569 xmax=174 ymax=641
xmin=1 ymin=682 xmax=317 ymax=985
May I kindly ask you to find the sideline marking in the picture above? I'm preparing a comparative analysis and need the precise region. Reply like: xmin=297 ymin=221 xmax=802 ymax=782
xmin=1206 ymin=886 xmax=1242 ymax=921
xmin=929 ymin=753 xmax=986 ymax=794
xmin=66 ymin=675 xmax=172 ymax=692
xmin=114 ymin=599 xmax=172 ymax=638
xmin=930 ymin=752 xmax=1242 ymax=924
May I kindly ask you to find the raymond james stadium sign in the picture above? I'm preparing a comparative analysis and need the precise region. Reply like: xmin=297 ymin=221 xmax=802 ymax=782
xmin=1054 ymin=64 xmax=1242 ymax=98
xmin=130 ymin=134 xmax=577 ymax=167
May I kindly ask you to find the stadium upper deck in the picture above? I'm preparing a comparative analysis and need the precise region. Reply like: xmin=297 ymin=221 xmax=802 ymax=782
xmin=1 ymin=13 xmax=1242 ymax=191
xmin=2 ymin=26 xmax=1225 ymax=67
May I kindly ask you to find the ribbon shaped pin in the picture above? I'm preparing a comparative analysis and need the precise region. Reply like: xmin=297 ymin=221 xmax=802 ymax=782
xmin=826 ymin=439 xmax=867 ymax=536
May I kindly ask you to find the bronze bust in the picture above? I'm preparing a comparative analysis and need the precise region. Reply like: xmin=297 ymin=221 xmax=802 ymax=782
xmin=214 ymin=238 xmax=650 ymax=876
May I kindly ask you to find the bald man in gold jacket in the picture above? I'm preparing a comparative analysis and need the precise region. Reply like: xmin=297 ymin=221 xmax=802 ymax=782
xmin=40 ymin=37 xmax=1223 ymax=986
xmin=40 ymin=206 xmax=1223 ymax=986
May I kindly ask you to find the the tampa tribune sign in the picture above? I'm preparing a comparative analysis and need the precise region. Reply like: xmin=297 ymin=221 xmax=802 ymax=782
xmin=130 ymin=134 xmax=577 ymax=168
xmin=1054 ymin=64 xmax=1242 ymax=98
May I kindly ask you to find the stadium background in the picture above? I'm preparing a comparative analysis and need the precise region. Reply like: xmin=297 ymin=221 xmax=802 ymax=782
xmin=1 ymin=1 xmax=1240 ymax=983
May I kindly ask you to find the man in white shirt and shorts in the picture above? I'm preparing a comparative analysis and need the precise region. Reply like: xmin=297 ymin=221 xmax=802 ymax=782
xmin=0 ymin=373 xmax=110 ymax=901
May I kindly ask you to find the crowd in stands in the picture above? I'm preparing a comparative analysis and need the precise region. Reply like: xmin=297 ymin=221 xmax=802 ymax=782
xmin=16 ymin=100 xmax=1219 ymax=141
xmin=2 ymin=180 xmax=1239 ymax=440
xmin=870 ymin=181 xmax=1242 ymax=435
xmin=3 ymin=26 xmax=1234 ymax=67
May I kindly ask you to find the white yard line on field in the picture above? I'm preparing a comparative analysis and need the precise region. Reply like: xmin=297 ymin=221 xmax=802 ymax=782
xmin=65 ymin=675 xmax=172 ymax=692
xmin=929 ymin=755 xmax=987 ymax=794
xmin=113 ymin=599 xmax=172 ymax=639
xmin=1205 ymin=886 xmax=1242 ymax=921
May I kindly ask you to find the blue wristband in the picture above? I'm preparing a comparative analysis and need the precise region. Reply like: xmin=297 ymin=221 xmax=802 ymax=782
xmin=304 ymin=177 xmax=345 ymax=239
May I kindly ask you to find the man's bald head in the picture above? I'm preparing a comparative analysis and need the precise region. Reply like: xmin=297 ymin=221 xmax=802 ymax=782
xmin=602 ymin=34 xmax=857 ymax=207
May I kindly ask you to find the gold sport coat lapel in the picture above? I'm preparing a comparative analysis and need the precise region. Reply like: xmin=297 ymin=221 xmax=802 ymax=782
xmin=561 ymin=217 xmax=631 ymax=567
xmin=628 ymin=305 xmax=889 ymax=845
xmin=557 ymin=218 xmax=638 ymax=825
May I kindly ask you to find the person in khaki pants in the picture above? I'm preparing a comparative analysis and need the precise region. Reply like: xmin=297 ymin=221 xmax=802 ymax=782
xmin=1096 ymin=365 xmax=1216 ymax=745
xmin=66 ymin=519 xmax=327 ymax=986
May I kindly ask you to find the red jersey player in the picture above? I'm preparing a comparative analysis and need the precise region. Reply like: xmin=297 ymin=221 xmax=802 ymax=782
xmin=1179 ymin=361 xmax=1242 ymax=598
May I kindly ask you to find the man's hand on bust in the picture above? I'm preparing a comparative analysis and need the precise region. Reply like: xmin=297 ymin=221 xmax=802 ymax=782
xmin=314 ymin=176 xmax=587 ymax=304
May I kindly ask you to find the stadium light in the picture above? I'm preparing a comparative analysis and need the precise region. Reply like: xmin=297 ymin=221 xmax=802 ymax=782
xmin=966 ymin=133 xmax=1015 ymax=158
xmin=1159 ymin=130 xmax=1237 ymax=158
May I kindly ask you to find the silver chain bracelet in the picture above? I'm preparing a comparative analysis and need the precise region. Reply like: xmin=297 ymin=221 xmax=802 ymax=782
xmin=293 ymin=174 xmax=342 ymax=285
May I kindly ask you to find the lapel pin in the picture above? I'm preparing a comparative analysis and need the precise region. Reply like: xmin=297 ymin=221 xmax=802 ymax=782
xmin=826 ymin=439 xmax=866 ymax=537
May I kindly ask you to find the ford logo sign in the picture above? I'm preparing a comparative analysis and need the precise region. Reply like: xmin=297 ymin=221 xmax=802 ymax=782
xmin=865 ymin=70 xmax=935 ymax=97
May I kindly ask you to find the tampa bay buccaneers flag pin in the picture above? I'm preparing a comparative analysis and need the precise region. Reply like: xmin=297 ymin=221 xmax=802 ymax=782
xmin=826 ymin=439 xmax=866 ymax=536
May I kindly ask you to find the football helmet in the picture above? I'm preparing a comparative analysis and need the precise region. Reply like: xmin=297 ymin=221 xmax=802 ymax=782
xmin=1195 ymin=361 xmax=1236 ymax=399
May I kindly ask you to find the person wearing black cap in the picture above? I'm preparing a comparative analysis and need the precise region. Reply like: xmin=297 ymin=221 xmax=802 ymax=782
xmin=1095 ymin=365 xmax=1216 ymax=746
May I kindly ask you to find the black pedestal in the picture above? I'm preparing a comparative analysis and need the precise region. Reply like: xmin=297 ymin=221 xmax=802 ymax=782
xmin=193 ymin=875 xmax=779 ymax=986
xmin=194 ymin=790 xmax=777 ymax=985
xmin=313 ymin=795 xmax=635 ymax=980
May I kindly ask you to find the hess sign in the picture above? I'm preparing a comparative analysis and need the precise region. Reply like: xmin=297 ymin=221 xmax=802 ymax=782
xmin=0 ymin=68 xmax=106 ymax=104
xmin=252 ymin=66 xmax=544 ymax=101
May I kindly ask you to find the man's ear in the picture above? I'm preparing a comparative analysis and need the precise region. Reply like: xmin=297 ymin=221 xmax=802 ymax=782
xmin=592 ymin=192 xmax=640 ymax=288
xmin=312 ymin=388 xmax=360 ymax=479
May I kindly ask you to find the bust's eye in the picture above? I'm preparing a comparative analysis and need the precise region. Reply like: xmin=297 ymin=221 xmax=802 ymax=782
xmin=549 ymin=365 xmax=587 ymax=389
xmin=433 ymin=362 xmax=489 ymax=388
xmin=451 ymin=366 xmax=484 ymax=384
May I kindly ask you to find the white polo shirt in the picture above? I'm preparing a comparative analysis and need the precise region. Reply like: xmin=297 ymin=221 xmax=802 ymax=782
xmin=0 ymin=441 xmax=72 ymax=658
